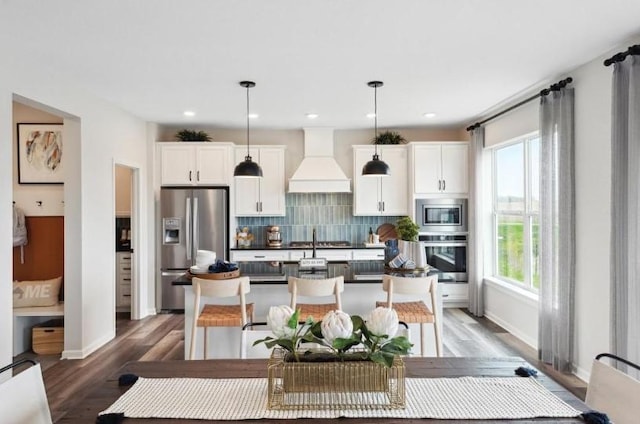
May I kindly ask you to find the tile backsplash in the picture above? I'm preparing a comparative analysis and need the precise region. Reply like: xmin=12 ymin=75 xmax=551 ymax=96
xmin=236 ymin=193 xmax=403 ymax=245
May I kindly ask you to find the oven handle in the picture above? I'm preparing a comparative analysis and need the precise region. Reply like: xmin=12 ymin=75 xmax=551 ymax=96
xmin=421 ymin=242 xmax=467 ymax=247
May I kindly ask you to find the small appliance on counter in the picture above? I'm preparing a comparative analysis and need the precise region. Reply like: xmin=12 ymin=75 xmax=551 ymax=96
xmin=266 ymin=226 xmax=282 ymax=247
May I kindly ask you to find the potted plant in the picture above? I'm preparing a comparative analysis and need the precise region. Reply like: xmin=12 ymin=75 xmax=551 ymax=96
xmin=175 ymin=129 xmax=212 ymax=142
xmin=396 ymin=216 xmax=427 ymax=269
xmin=256 ymin=306 xmax=410 ymax=409
xmin=373 ymin=130 xmax=407 ymax=145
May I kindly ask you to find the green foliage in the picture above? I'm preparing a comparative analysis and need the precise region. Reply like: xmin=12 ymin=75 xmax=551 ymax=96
xmin=396 ymin=216 xmax=419 ymax=241
xmin=254 ymin=311 xmax=413 ymax=367
xmin=497 ymin=219 xmax=540 ymax=288
xmin=373 ymin=130 xmax=407 ymax=145
xmin=175 ymin=129 xmax=212 ymax=141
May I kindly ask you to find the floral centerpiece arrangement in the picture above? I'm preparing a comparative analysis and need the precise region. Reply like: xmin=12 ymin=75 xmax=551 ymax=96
xmin=256 ymin=306 xmax=412 ymax=367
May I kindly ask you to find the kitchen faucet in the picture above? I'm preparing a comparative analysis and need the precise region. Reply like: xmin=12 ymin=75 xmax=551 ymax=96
xmin=312 ymin=228 xmax=317 ymax=258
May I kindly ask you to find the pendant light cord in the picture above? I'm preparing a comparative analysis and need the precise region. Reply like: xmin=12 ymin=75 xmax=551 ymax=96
xmin=246 ymin=84 xmax=250 ymax=158
xmin=374 ymin=83 xmax=378 ymax=157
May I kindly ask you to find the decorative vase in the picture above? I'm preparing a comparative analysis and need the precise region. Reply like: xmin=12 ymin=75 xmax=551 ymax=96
xmin=398 ymin=240 xmax=427 ymax=269
xmin=267 ymin=349 xmax=405 ymax=410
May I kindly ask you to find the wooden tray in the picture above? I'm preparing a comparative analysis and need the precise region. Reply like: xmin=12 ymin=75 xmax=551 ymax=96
xmin=188 ymin=269 xmax=240 ymax=280
xmin=384 ymin=266 xmax=432 ymax=274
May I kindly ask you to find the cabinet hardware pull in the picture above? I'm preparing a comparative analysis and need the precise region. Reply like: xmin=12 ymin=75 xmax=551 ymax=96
xmin=197 ymin=170 xmax=200 ymax=181
xmin=438 ymin=180 xmax=441 ymax=190
xmin=189 ymin=171 xmax=192 ymax=181
xmin=124 ymin=295 xmax=131 ymax=297
xmin=123 ymin=278 xmax=131 ymax=281
xmin=442 ymin=180 xmax=446 ymax=191
xmin=255 ymin=255 xmax=266 ymax=258
xmin=382 ymin=201 xmax=385 ymax=212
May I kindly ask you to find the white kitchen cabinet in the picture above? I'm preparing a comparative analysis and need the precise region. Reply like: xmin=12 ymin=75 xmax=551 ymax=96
xmin=116 ymin=252 xmax=132 ymax=308
xmin=160 ymin=142 xmax=233 ymax=186
xmin=440 ymin=282 xmax=469 ymax=307
xmin=352 ymin=249 xmax=385 ymax=261
xmin=353 ymin=145 xmax=408 ymax=216
xmin=234 ymin=146 xmax=286 ymax=216
xmin=288 ymin=249 xmax=353 ymax=262
xmin=412 ymin=143 xmax=468 ymax=195
xmin=230 ymin=250 xmax=289 ymax=262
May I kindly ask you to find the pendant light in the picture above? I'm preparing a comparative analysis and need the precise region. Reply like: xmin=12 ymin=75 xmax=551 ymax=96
xmin=362 ymin=81 xmax=390 ymax=176
xmin=234 ymin=81 xmax=263 ymax=178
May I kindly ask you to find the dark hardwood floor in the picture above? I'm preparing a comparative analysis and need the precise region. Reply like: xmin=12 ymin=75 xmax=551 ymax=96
xmin=13 ymin=309 xmax=587 ymax=423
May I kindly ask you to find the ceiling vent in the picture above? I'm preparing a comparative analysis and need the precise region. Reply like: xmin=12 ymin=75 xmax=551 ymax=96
xmin=288 ymin=128 xmax=351 ymax=193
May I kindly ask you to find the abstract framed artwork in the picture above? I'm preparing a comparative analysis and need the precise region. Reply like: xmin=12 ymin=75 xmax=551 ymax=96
xmin=17 ymin=123 xmax=64 ymax=184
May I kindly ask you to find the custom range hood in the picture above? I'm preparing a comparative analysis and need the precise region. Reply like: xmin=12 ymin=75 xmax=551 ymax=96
xmin=288 ymin=128 xmax=351 ymax=193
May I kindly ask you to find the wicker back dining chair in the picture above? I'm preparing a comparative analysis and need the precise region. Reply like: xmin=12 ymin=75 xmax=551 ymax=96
xmin=189 ymin=276 xmax=253 ymax=360
xmin=376 ymin=274 xmax=441 ymax=357
xmin=288 ymin=276 xmax=344 ymax=321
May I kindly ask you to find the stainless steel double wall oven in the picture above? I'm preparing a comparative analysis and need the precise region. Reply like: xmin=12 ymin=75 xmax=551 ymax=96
xmin=415 ymin=198 xmax=468 ymax=282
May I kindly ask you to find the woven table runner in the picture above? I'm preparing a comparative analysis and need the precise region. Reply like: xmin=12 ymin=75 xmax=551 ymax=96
xmin=100 ymin=377 xmax=581 ymax=420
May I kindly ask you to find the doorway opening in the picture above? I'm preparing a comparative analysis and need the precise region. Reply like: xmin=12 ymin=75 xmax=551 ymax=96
xmin=114 ymin=163 xmax=136 ymax=325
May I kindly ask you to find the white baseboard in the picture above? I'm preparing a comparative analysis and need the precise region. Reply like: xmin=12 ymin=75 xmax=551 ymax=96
xmin=484 ymin=310 xmax=538 ymax=350
xmin=61 ymin=330 xmax=115 ymax=359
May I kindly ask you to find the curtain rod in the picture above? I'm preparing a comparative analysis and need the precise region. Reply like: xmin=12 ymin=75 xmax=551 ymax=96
xmin=466 ymin=77 xmax=573 ymax=131
xmin=604 ymin=44 xmax=640 ymax=67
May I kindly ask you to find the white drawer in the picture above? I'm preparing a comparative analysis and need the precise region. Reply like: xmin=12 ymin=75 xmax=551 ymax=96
xmin=117 ymin=253 xmax=131 ymax=264
xmin=119 ymin=293 xmax=131 ymax=306
xmin=352 ymin=249 xmax=385 ymax=261
xmin=118 ymin=262 xmax=132 ymax=274
xmin=289 ymin=250 xmax=352 ymax=262
xmin=231 ymin=250 xmax=289 ymax=262
xmin=440 ymin=283 xmax=468 ymax=303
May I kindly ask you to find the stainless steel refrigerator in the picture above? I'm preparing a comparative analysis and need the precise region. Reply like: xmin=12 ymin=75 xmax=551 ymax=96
xmin=159 ymin=186 xmax=229 ymax=310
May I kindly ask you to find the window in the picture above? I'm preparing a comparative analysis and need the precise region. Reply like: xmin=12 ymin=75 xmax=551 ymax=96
xmin=492 ymin=134 xmax=540 ymax=290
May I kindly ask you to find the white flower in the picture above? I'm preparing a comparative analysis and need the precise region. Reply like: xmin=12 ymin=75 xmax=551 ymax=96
xmin=321 ymin=310 xmax=353 ymax=346
xmin=367 ymin=307 xmax=399 ymax=338
xmin=267 ymin=305 xmax=296 ymax=338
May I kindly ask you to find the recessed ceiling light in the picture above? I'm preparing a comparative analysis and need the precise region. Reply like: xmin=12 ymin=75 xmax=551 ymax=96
xmin=306 ymin=113 xmax=319 ymax=119
xmin=423 ymin=112 xmax=436 ymax=118
xmin=183 ymin=110 xmax=195 ymax=117
xmin=366 ymin=112 xmax=376 ymax=119
xmin=248 ymin=113 xmax=259 ymax=119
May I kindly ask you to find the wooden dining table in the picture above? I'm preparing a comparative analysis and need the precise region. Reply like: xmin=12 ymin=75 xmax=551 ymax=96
xmin=59 ymin=357 xmax=588 ymax=423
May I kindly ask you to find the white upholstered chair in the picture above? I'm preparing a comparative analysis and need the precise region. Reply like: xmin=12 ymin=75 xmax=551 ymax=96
xmin=0 ymin=359 xmax=52 ymax=424
xmin=585 ymin=353 xmax=640 ymax=424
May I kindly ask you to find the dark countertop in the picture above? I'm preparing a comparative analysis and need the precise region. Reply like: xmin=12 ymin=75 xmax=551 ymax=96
xmin=173 ymin=261 xmax=455 ymax=285
xmin=230 ymin=243 xmax=385 ymax=250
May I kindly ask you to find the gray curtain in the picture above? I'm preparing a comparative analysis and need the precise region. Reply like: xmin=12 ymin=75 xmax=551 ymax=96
xmin=610 ymin=55 xmax=640 ymax=372
xmin=468 ymin=126 xmax=485 ymax=316
xmin=538 ymin=86 xmax=575 ymax=372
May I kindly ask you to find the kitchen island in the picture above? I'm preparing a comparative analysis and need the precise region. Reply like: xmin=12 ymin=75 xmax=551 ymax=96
xmin=174 ymin=261 xmax=446 ymax=359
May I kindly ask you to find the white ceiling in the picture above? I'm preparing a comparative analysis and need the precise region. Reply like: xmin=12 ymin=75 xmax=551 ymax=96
xmin=2 ymin=0 xmax=640 ymax=129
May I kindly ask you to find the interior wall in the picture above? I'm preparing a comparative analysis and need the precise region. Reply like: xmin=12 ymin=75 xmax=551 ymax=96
xmin=0 ymin=91 xmax=13 ymax=378
xmin=480 ymin=36 xmax=640 ymax=381
xmin=0 ymin=79 xmax=150 ymax=360
xmin=13 ymin=217 xmax=65 ymax=286
xmin=115 ymin=166 xmax=132 ymax=217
